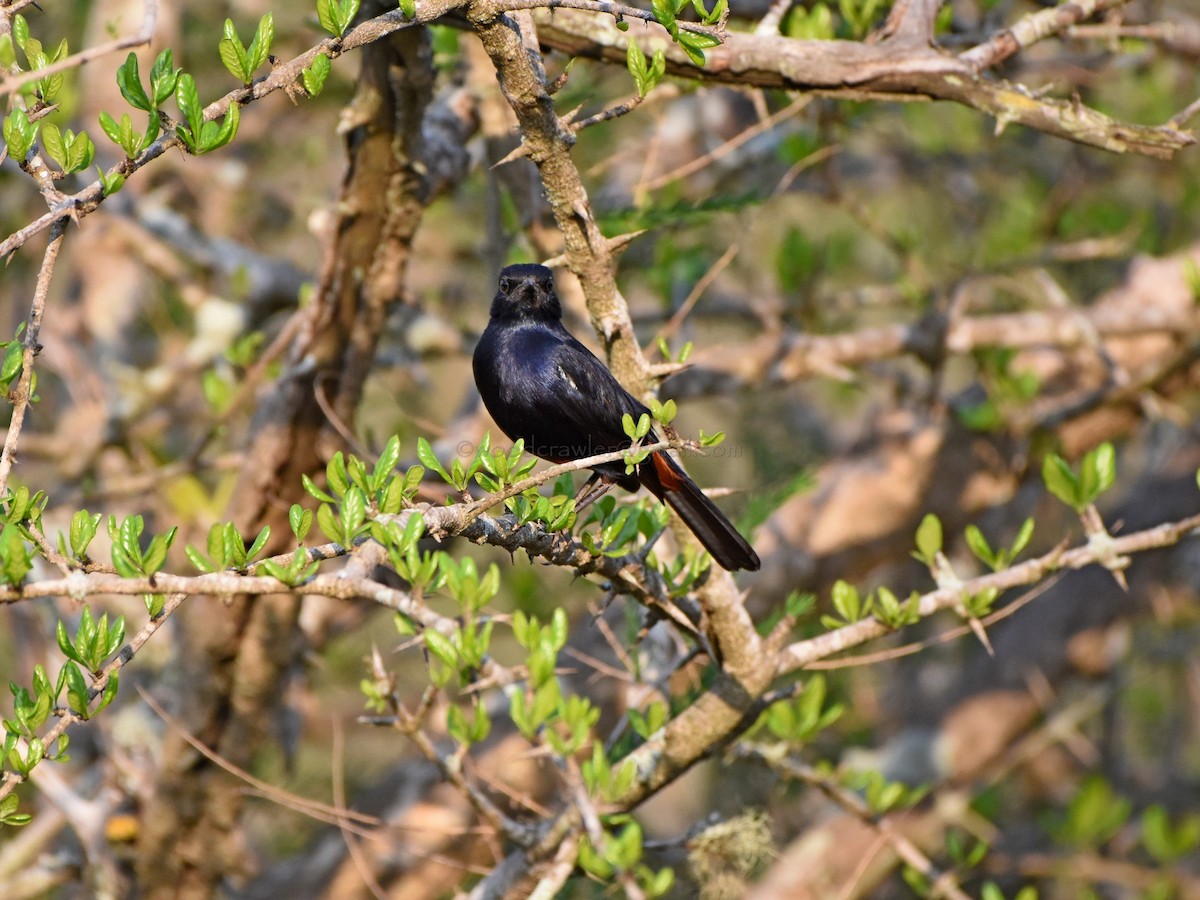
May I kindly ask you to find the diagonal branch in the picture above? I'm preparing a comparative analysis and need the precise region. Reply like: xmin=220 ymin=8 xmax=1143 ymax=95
xmin=0 ymin=0 xmax=157 ymax=99
xmin=0 ymin=218 xmax=65 ymax=499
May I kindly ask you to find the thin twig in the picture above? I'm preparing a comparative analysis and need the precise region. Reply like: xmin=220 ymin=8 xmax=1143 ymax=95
xmin=0 ymin=218 xmax=65 ymax=499
xmin=0 ymin=0 xmax=157 ymax=99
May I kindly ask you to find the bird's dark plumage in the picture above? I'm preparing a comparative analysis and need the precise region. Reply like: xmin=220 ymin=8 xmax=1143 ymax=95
xmin=472 ymin=264 xmax=760 ymax=571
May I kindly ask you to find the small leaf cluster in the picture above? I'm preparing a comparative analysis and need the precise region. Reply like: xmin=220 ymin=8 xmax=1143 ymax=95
xmin=446 ymin=698 xmax=491 ymax=747
xmin=656 ymin=337 xmax=693 ymax=365
xmin=820 ymin=579 xmax=919 ymax=631
xmin=0 ymin=328 xmax=28 ymax=398
xmin=659 ymin=549 xmax=712 ymax=596
xmin=473 ymin=436 xmax=536 ymax=493
xmin=578 ymin=818 xmax=675 ymax=898
xmin=418 ymin=435 xmax=484 ymax=494
xmin=115 ymin=49 xmax=180 ymax=114
xmin=302 ymin=53 xmax=332 ymax=97
xmin=98 ymin=50 xmax=179 ymax=183
xmin=582 ymin=742 xmax=638 ymax=802
xmin=40 ymin=123 xmax=94 ymax=175
xmin=752 ymin=674 xmax=843 ymax=744
xmin=903 ymin=828 xmax=988 ymax=895
xmin=650 ymin=0 xmax=725 ymax=66
xmin=108 ymin=515 xmax=177 ymax=616
xmin=108 ymin=515 xmax=177 ymax=580
xmin=376 ymin=513 xmax=439 ymax=594
xmin=1050 ymin=775 xmax=1131 ymax=849
xmin=957 ymin=347 xmax=1040 ymax=433
xmin=57 ymin=608 xmax=124 ymax=675
xmin=627 ymin=42 xmax=666 ymax=98
xmin=844 ymin=768 xmax=927 ymax=815
xmin=6 ymin=15 xmax=68 ymax=104
xmin=257 ymin=505 xmax=321 ymax=586
xmin=419 ymin=558 xmax=501 ymax=688
xmin=1042 ymin=442 xmax=1116 ymax=513
xmin=509 ymin=608 xmax=597 ymax=753
xmin=1141 ymin=805 xmax=1200 ymax=864
xmin=317 ymin=0 xmax=362 ymax=38
xmin=304 ymin=438 xmax=421 ymax=545
xmin=219 ymin=15 xmax=274 ymax=85
xmin=835 ymin=0 xmax=890 ymax=39
xmin=4 ymin=666 xmax=70 ymax=780
xmin=56 ymin=609 xmax=122 ymax=718
xmin=0 ymin=795 xmax=31 ymax=827
xmin=784 ymin=4 xmax=835 ymax=39
xmin=56 ymin=510 xmax=102 ymax=566
xmin=0 ymin=484 xmax=45 ymax=587
xmin=186 ymin=522 xmax=271 ymax=573
xmin=621 ymin=412 xmax=654 ymax=472
xmin=174 ymin=73 xmax=240 ymax=154
xmin=580 ymin=496 xmax=668 ymax=560
xmin=628 ymin=701 xmax=668 ymax=741
xmin=965 ymin=518 xmax=1033 ymax=572
xmin=782 ymin=0 xmax=887 ymax=40
xmin=2 ymin=109 xmax=38 ymax=167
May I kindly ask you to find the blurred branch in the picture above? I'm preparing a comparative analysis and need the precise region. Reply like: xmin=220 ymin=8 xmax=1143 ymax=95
xmin=960 ymin=0 xmax=1131 ymax=70
xmin=0 ymin=0 xmax=157 ymax=99
xmin=532 ymin=8 xmax=1194 ymax=158
xmin=736 ymin=748 xmax=972 ymax=900
xmin=779 ymin=507 xmax=1200 ymax=675
xmin=0 ymin=219 xmax=64 ymax=499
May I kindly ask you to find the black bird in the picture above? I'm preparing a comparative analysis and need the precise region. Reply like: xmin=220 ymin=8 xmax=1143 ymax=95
xmin=472 ymin=264 xmax=760 ymax=572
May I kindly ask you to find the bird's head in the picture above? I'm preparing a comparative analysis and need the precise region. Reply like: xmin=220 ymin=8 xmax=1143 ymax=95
xmin=490 ymin=264 xmax=563 ymax=322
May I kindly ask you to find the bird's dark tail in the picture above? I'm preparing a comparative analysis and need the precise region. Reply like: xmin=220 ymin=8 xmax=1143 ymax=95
xmin=642 ymin=452 xmax=760 ymax=572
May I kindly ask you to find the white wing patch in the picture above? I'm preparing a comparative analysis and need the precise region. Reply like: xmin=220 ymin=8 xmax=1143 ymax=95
xmin=557 ymin=365 xmax=579 ymax=392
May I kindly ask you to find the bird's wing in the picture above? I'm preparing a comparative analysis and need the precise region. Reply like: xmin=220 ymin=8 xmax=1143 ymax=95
xmin=544 ymin=336 xmax=653 ymax=451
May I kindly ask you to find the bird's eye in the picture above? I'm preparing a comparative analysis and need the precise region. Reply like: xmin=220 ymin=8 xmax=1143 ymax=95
xmin=499 ymin=276 xmax=512 ymax=293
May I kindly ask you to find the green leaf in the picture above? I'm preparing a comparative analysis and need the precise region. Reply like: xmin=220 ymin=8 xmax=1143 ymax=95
xmin=98 ymin=111 xmax=127 ymax=151
xmin=316 ymin=503 xmax=340 ymax=544
xmin=1080 ymin=441 xmax=1116 ymax=505
xmin=301 ymin=474 xmax=336 ymax=504
xmin=374 ymin=435 xmax=402 ymax=486
xmin=3 ymin=108 xmax=37 ymax=162
xmin=424 ymin=628 xmax=457 ymax=668
xmin=65 ymin=130 xmax=95 ymax=173
xmin=218 ymin=19 xmax=252 ymax=83
xmin=175 ymin=73 xmax=204 ymax=138
xmin=246 ymin=525 xmax=271 ymax=562
xmin=150 ymin=49 xmax=181 ymax=106
xmin=93 ymin=673 xmax=119 ymax=716
xmin=56 ymin=618 xmax=80 ymax=664
xmin=202 ymin=100 xmax=240 ymax=152
xmin=914 ymin=513 xmax=942 ymax=566
xmin=0 ymin=342 xmax=24 ymax=386
xmin=1042 ymin=453 xmax=1081 ymax=510
xmin=185 ymin=544 xmax=215 ymax=573
xmin=398 ymin=0 xmax=416 ymax=18
xmin=289 ymin=504 xmax=313 ymax=541
xmin=41 ymin=123 xmax=66 ymax=170
xmin=116 ymin=52 xmax=153 ymax=112
xmin=417 ymin=437 xmax=452 ymax=485
xmin=11 ymin=15 xmax=29 ymax=50
xmin=302 ymin=52 xmax=331 ymax=96
xmin=247 ymin=14 xmax=275 ymax=73
xmin=964 ymin=525 xmax=994 ymax=569
xmin=1011 ymin=518 xmax=1034 ymax=558
xmin=97 ymin=166 xmax=126 ymax=197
